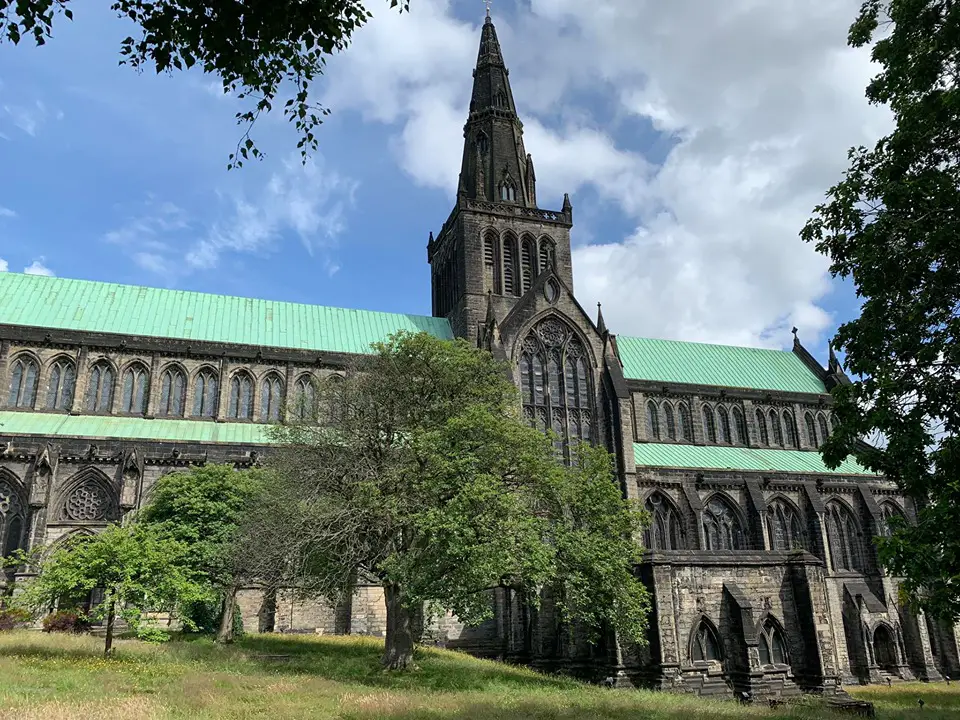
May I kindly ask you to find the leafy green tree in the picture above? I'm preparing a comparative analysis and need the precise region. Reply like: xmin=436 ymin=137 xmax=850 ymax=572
xmin=16 ymin=524 xmax=206 ymax=655
xmin=801 ymin=0 xmax=960 ymax=619
xmin=0 ymin=0 xmax=410 ymax=168
xmin=137 ymin=464 xmax=266 ymax=643
xmin=251 ymin=331 xmax=650 ymax=670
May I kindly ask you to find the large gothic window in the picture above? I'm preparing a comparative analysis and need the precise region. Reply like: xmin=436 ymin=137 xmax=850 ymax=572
xmin=769 ymin=410 xmax=784 ymax=447
xmin=120 ymin=364 xmax=149 ymax=414
xmin=0 ymin=479 xmax=25 ymax=557
xmin=783 ymin=411 xmax=799 ymax=448
xmin=260 ymin=374 xmax=284 ymax=422
xmin=756 ymin=409 xmax=769 ymax=446
xmin=519 ymin=318 xmax=593 ymax=464
xmin=826 ymin=500 xmax=863 ymax=572
xmin=193 ymin=369 xmax=219 ymax=418
xmin=767 ymin=498 xmax=805 ymax=550
xmin=228 ymin=373 xmax=254 ymax=420
xmin=647 ymin=400 xmax=660 ymax=440
xmin=8 ymin=356 xmax=39 ymax=408
xmin=678 ymin=402 xmax=692 ymax=440
xmin=158 ymin=367 xmax=187 ymax=417
xmin=664 ymin=403 xmax=677 ymax=440
xmin=691 ymin=620 xmax=722 ymax=663
xmin=717 ymin=406 xmax=732 ymax=444
xmin=86 ymin=362 xmax=114 ymax=413
xmin=45 ymin=358 xmax=76 ymax=411
xmin=702 ymin=405 xmax=717 ymax=443
xmin=733 ymin=407 xmax=747 ymax=445
xmin=759 ymin=618 xmax=789 ymax=666
xmin=703 ymin=495 xmax=744 ymax=550
xmin=878 ymin=502 xmax=905 ymax=538
xmin=520 ymin=236 xmax=536 ymax=294
xmin=644 ymin=492 xmax=684 ymax=550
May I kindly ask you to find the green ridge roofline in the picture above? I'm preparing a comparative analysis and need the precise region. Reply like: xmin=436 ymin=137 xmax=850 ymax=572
xmin=0 ymin=272 xmax=453 ymax=355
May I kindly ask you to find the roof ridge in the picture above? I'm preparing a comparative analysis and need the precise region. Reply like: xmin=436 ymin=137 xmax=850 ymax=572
xmin=617 ymin=333 xmax=795 ymax=355
xmin=0 ymin=271 xmax=440 ymax=322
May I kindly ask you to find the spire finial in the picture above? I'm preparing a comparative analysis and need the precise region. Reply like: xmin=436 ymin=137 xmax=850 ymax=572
xmin=484 ymin=0 xmax=492 ymax=19
xmin=596 ymin=302 xmax=608 ymax=336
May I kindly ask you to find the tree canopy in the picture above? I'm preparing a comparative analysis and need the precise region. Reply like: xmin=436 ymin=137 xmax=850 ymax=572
xmin=249 ymin=331 xmax=650 ymax=670
xmin=0 ymin=0 xmax=410 ymax=168
xmin=801 ymin=0 xmax=960 ymax=619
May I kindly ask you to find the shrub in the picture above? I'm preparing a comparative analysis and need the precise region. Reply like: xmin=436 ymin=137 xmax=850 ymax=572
xmin=180 ymin=599 xmax=220 ymax=634
xmin=0 ymin=607 xmax=32 ymax=631
xmin=135 ymin=625 xmax=170 ymax=643
xmin=41 ymin=610 xmax=90 ymax=634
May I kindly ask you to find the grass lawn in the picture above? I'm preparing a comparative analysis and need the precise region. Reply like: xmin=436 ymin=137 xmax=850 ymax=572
xmin=0 ymin=631 xmax=956 ymax=719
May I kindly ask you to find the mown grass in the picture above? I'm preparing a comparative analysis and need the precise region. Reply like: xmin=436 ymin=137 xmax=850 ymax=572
xmin=0 ymin=630 xmax=954 ymax=719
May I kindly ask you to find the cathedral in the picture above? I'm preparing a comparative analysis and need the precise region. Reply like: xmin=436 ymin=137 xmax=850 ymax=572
xmin=0 ymin=14 xmax=957 ymax=700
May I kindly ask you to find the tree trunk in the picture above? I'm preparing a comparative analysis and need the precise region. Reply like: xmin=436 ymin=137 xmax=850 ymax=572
xmin=381 ymin=583 xmax=417 ymax=671
xmin=216 ymin=585 xmax=239 ymax=644
xmin=104 ymin=598 xmax=116 ymax=657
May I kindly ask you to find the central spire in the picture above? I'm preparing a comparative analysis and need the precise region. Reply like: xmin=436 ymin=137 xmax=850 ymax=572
xmin=458 ymin=15 xmax=537 ymax=208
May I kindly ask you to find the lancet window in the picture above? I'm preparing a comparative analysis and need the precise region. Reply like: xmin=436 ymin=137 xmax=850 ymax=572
xmin=702 ymin=405 xmax=717 ymax=443
xmin=519 ymin=318 xmax=593 ymax=464
xmin=718 ymin=406 xmax=732 ymax=443
xmin=878 ymin=502 xmax=905 ymax=538
xmin=769 ymin=410 xmax=784 ymax=447
xmin=818 ymin=413 xmax=830 ymax=444
xmin=193 ymin=370 xmax=219 ymax=418
xmin=756 ymin=409 xmax=769 ymax=446
xmin=46 ymin=358 xmax=76 ymax=411
xmin=758 ymin=618 xmax=788 ymax=666
xmin=158 ymin=367 xmax=186 ymax=417
xmin=664 ymin=403 xmax=677 ymax=440
xmin=7 ymin=356 xmax=39 ymax=409
xmin=483 ymin=231 xmax=501 ymax=294
xmin=86 ymin=362 xmax=114 ymax=413
xmin=293 ymin=375 xmax=316 ymax=421
xmin=538 ymin=239 xmax=555 ymax=272
xmin=502 ymin=235 xmax=518 ymax=295
xmin=691 ymin=620 xmax=722 ymax=663
xmin=260 ymin=374 xmax=284 ymax=422
xmin=228 ymin=373 xmax=254 ymax=420
xmin=0 ymin=480 xmax=25 ymax=557
xmin=783 ymin=411 xmax=800 ymax=448
xmin=647 ymin=400 xmax=660 ymax=440
xmin=678 ymin=402 xmax=692 ymax=440
xmin=520 ymin=236 xmax=536 ymax=294
xmin=733 ymin=407 xmax=747 ymax=445
xmin=805 ymin=412 xmax=818 ymax=448
xmin=120 ymin=364 xmax=149 ymax=414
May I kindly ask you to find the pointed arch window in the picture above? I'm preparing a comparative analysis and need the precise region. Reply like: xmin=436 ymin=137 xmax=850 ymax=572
xmin=86 ymin=362 xmax=114 ymax=413
xmin=767 ymin=498 xmax=805 ymax=550
xmin=805 ymin=412 xmax=818 ymax=448
xmin=783 ymin=411 xmax=799 ymax=448
xmin=260 ymin=374 xmax=284 ymax=422
xmin=644 ymin=492 xmax=684 ymax=550
xmin=825 ymin=500 xmax=863 ymax=572
xmin=818 ymin=414 xmax=830 ymax=444
xmin=45 ymin=358 xmax=76 ymax=411
xmin=664 ymin=403 xmax=677 ymax=440
xmin=158 ymin=367 xmax=186 ymax=417
xmin=7 ymin=356 xmax=39 ymax=409
xmin=769 ymin=410 xmax=784 ymax=447
xmin=878 ymin=502 xmax=905 ymax=538
xmin=647 ymin=400 xmax=660 ymax=440
xmin=520 ymin=236 xmax=536 ymax=294
xmin=678 ymin=403 xmax=692 ymax=440
xmin=717 ymin=406 xmax=732 ymax=444
xmin=120 ymin=364 xmax=149 ymax=414
xmin=703 ymin=495 xmax=744 ymax=550
xmin=702 ymin=405 xmax=717 ymax=443
xmin=475 ymin=131 xmax=489 ymax=155
xmin=494 ymin=90 xmax=507 ymax=108
xmin=228 ymin=373 xmax=254 ymax=420
xmin=519 ymin=319 xmax=594 ymax=464
xmin=483 ymin=231 xmax=501 ymax=295
xmin=756 ymin=409 xmax=769 ymax=446
xmin=499 ymin=181 xmax=517 ymax=202
xmin=732 ymin=407 xmax=747 ymax=445
xmin=758 ymin=618 xmax=789 ymax=666
xmin=0 ymin=480 xmax=25 ymax=557
xmin=193 ymin=369 xmax=219 ymax=418
xmin=293 ymin=375 xmax=316 ymax=422
xmin=691 ymin=620 xmax=722 ymax=663
xmin=502 ymin=235 xmax=518 ymax=295
xmin=538 ymin=239 xmax=555 ymax=272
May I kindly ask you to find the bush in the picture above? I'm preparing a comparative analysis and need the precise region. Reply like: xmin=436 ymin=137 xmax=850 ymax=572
xmin=0 ymin=607 xmax=32 ymax=631
xmin=135 ymin=625 xmax=170 ymax=643
xmin=41 ymin=610 xmax=90 ymax=634
xmin=180 ymin=599 xmax=220 ymax=634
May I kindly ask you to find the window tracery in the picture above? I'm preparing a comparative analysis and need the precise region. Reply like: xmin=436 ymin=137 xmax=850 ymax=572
xmin=826 ymin=500 xmax=863 ymax=572
xmin=519 ymin=318 xmax=594 ymax=464
xmin=702 ymin=495 xmax=744 ymax=550
xmin=769 ymin=410 xmax=784 ymax=447
xmin=193 ymin=370 xmax=219 ymax=418
xmin=58 ymin=479 xmax=114 ymax=522
xmin=499 ymin=180 xmax=517 ymax=202
xmin=45 ymin=358 xmax=76 ymax=411
xmin=228 ymin=373 xmax=254 ymax=420
xmin=767 ymin=498 xmax=805 ymax=550
xmin=0 ymin=480 xmax=25 ymax=557
xmin=878 ymin=501 xmax=905 ymax=538
xmin=644 ymin=492 xmax=684 ymax=550
xmin=691 ymin=619 xmax=722 ymax=663
xmin=8 ymin=356 xmax=39 ymax=409
xmin=758 ymin=618 xmax=788 ymax=666
xmin=294 ymin=375 xmax=316 ymax=421
xmin=158 ymin=367 xmax=187 ymax=417
xmin=120 ymin=364 xmax=149 ymax=414
xmin=86 ymin=362 xmax=114 ymax=413
xmin=260 ymin=375 xmax=283 ymax=422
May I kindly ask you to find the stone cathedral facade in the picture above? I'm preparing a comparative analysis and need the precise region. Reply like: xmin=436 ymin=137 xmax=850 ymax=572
xmin=0 ymin=15 xmax=957 ymax=699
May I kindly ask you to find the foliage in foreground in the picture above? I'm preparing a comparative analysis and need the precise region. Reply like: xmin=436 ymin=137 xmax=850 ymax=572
xmin=251 ymin=331 xmax=650 ymax=670
xmin=801 ymin=0 xmax=960 ymax=619
xmin=0 ymin=0 xmax=412 ymax=168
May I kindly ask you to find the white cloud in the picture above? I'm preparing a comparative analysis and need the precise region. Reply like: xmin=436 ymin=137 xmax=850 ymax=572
xmin=3 ymin=100 xmax=48 ymax=137
xmin=0 ymin=206 xmax=15 ymax=218
xmin=321 ymin=0 xmax=889 ymax=350
xmin=0 ymin=258 xmax=7 ymax=272
xmin=24 ymin=258 xmax=55 ymax=276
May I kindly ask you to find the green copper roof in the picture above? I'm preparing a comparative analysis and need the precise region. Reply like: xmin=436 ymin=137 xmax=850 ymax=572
xmin=616 ymin=336 xmax=827 ymax=394
xmin=0 ymin=273 xmax=453 ymax=354
xmin=633 ymin=442 xmax=873 ymax=476
xmin=0 ymin=411 xmax=273 ymax=445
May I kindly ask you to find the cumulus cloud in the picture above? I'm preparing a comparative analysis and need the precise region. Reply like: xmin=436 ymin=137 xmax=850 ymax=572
xmin=0 ymin=258 xmax=7 ymax=272
xmin=321 ymin=0 xmax=889 ymax=350
xmin=24 ymin=258 xmax=55 ymax=276
xmin=0 ymin=206 xmax=15 ymax=218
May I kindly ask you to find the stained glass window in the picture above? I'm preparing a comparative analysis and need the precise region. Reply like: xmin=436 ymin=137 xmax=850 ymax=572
xmin=7 ymin=357 xmax=39 ymax=408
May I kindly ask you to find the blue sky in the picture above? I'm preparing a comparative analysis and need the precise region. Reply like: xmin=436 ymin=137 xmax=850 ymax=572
xmin=0 ymin=0 xmax=885 ymax=364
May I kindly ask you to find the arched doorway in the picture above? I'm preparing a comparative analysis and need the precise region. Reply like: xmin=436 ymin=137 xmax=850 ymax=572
xmin=873 ymin=625 xmax=898 ymax=674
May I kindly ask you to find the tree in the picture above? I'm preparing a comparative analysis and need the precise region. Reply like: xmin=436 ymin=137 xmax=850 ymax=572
xmin=0 ymin=0 xmax=410 ymax=168
xmin=16 ymin=524 xmax=205 ymax=655
xmin=137 ymin=464 xmax=266 ymax=643
xmin=801 ymin=0 xmax=960 ymax=619
xmin=249 ymin=331 xmax=650 ymax=670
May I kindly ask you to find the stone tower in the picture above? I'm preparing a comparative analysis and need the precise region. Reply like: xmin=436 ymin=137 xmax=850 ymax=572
xmin=429 ymin=15 xmax=575 ymax=342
